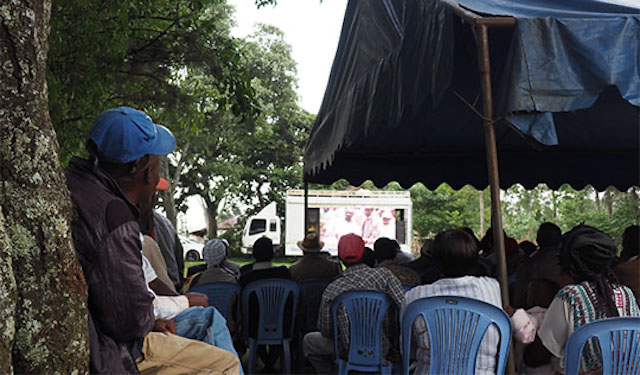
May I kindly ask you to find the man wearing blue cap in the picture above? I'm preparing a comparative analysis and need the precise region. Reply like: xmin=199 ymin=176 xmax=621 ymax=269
xmin=65 ymin=107 xmax=239 ymax=374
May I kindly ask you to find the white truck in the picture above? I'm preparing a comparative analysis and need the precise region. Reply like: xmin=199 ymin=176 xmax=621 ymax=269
xmin=241 ymin=189 xmax=412 ymax=256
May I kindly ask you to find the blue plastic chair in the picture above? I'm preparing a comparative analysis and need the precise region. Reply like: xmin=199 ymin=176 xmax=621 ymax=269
xmin=295 ymin=280 xmax=331 ymax=371
xmin=401 ymin=296 xmax=512 ymax=375
xmin=298 ymin=279 xmax=331 ymax=334
xmin=331 ymin=290 xmax=395 ymax=375
xmin=564 ymin=317 xmax=640 ymax=375
xmin=188 ymin=282 xmax=241 ymax=321
xmin=403 ymin=284 xmax=417 ymax=293
xmin=241 ymin=278 xmax=299 ymax=374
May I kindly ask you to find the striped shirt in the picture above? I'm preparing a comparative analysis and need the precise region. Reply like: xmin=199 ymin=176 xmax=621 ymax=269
xmin=402 ymin=276 xmax=503 ymax=375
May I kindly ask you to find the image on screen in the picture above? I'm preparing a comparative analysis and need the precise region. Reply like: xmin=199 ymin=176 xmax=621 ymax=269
xmin=319 ymin=207 xmax=396 ymax=248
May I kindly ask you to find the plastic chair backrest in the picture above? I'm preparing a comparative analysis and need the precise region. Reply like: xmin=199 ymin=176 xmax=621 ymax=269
xmin=403 ymin=284 xmax=416 ymax=293
xmin=401 ymin=296 xmax=512 ymax=375
xmin=298 ymin=279 xmax=331 ymax=333
xmin=188 ymin=282 xmax=241 ymax=320
xmin=331 ymin=290 xmax=393 ymax=367
xmin=564 ymin=317 xmax=640 ymax=375
xmin=241 ymin=278 xmax=299 ymax=344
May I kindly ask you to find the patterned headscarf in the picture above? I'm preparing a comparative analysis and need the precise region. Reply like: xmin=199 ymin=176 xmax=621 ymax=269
xmin=203 ymin=239 xmax=227 ymax=268
xmin=561 ymin=225 xmax=619 ymax=317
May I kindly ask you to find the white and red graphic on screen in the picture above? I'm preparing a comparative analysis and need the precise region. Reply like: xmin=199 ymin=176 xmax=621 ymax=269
xmin=319 ymin=207 xmax=396 ymax=248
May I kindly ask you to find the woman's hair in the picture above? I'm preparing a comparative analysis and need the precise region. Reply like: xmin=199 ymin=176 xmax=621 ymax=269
xmin=432 ymin=229 xmax=479 ymax=277
xmin=560 ymin=225 xmax=620 ymax=317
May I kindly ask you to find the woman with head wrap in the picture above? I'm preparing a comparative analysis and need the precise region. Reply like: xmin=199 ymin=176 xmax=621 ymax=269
xmin=537 ymin=225 xmax=640 ymax=374
xmin=182 ymin=239 xmax=238 ymax=293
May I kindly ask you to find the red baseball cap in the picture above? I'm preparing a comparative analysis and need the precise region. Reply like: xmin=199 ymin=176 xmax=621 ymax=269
xmin=156 ymin=177 xmax=169 ymax=191
xmin=338 ymin=233 xmax=365 ymax=264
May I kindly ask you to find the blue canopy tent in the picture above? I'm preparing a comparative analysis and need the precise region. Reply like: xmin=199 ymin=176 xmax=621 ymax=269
xmin=303 ymin=0 xmax=640 ymax=310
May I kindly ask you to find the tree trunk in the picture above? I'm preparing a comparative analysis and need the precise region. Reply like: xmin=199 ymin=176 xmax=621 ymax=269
xmin=204 ymin=196 xmax=219 ymax=238
xmin=160 ymin=157 xmax=177 ymax=228
xmin=478 ymin=190 xmax=485 ymax=236
xmin=604 ymin=187 xmax=616 ymax=216
xmin=632 ymin=187 xmax=639 ymax=225
xmin=0 ymin=2 xmax=89 ymax=373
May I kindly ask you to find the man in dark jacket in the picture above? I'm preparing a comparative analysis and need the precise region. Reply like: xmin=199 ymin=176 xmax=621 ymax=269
xmin=289 ymin=233 xmax=342 ymax=282
xmin=153 ymin=210 xmax=185 ymax=290
xmin=66 ymin=107 xmax=238 ymax=374
xmin=513 ymin=222 xmax=564 ymax=308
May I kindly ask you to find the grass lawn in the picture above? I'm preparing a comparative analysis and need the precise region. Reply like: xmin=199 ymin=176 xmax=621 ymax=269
xmin=184 ymin=256 xmax=298 ymax=278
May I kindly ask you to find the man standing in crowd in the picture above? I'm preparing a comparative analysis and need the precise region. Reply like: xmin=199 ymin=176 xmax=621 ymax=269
xmin=374 ymin=237 xmax=420 ymax=285
xmin=361 ymin=208 xmax=380 ymax=245
xmin=303 ymin=234 xmax=404 ymax=374
xmin=513 ymin=222 xmax=564 ymax=308
xmin=65 ymin=106 xmax=239 ymax=374
xmin=289 ymin=233 xmax=342 ymax=282
xmin=615 ymin=225 xmax=640 ymax=301
xmin=153 ymin=209 xmax=185 ymax=291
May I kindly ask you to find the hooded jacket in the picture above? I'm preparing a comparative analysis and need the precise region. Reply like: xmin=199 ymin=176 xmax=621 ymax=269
xmin=66 ymin=157 xmax=155 ymax=374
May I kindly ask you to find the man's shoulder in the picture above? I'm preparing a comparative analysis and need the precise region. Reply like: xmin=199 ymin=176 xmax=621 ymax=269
xmin=304 ymin=255 xmax=340 ymax=267
xmin=105 ymin=199 xmax=136 ymax=232
xmin=289 ymin=258 xmax=303 ymax=270
xmin=367 ymin=265 xmax=396 ymax=278
xmin=153 ymin=211 xmax=172 ymax=226
xmin=325 ymin=274 xmax=351 ymax=295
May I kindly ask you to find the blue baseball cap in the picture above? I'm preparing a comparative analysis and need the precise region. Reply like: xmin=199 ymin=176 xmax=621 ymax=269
xmin=87 ymin=106 xmax=176 ymax=164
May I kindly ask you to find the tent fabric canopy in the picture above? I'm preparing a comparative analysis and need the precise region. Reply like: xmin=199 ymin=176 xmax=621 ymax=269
xmin=303 ymin=0 xmax=640 ymax=191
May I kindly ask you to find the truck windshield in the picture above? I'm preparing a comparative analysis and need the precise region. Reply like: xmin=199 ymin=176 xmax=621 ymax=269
xmin=249 ymin=219 xmax=266 ymax=235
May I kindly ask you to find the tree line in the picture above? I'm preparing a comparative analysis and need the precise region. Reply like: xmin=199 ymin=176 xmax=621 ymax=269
xmin=319 ymin=181 xmax=638 ymax=250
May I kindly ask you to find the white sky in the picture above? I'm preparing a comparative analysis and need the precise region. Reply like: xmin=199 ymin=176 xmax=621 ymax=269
xmin=229 ymin=0 xmax=348 ymax=114
xmin=178 ymin=0 xmax=348 ymax=233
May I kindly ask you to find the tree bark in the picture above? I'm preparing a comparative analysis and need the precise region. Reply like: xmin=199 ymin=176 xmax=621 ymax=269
xmin=160 ymin=157 xmax=177 ymax=228
xmin=632 ymin=187 xmax=639 ymax=225
xmin=478 ymin=190 xmax=485 ymax=236
xmin=0 ymin=1 xmax=89 ymax=373
xmin=551 ymin=190 xmax=558 ymax=219
xmin=204 ymin=196 xmax=218 ymax=238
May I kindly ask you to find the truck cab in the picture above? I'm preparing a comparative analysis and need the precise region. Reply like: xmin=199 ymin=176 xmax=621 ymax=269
xmin=241 ymin=202 xmax=282 ymax=253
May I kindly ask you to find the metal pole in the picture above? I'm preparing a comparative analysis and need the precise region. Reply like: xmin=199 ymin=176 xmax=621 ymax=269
xmin=447 ymin=0 xmax=516 ymax=28
xmin=304 ymin=181 xmax=309 ymax=236
xmin=475 ymin=23 xmax=515 ymax=374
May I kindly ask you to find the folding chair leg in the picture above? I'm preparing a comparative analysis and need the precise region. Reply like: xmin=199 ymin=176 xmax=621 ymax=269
xmin=247 ymin=339 xmax=257 ymax=375
xmin=282 ymin=339 xmax=291 ymax=374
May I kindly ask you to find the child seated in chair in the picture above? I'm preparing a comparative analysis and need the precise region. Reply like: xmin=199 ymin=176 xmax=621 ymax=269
xmin=506 ymin=278 xmax=560 ymax=374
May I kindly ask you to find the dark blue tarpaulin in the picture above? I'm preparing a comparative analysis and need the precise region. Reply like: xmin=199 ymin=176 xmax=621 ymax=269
xmin=303 ymin=0 xmax=640 ymax=191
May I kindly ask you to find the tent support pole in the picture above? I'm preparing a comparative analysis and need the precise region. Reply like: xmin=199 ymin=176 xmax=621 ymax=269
xmin=475 ymin=23 xmax=515 ymax=374
xmin=304 ymin=182 xmax=309 ymax=235
xmin=475 ymin=23 xmax=509 ymax=307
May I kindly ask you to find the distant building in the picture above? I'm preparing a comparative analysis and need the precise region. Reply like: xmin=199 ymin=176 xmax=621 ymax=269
xmin=217 ymin=215 xmax=241 ymax=237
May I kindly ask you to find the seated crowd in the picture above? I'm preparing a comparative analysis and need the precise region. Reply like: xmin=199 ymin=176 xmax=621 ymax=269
xmin=68 ymin=107 xmax=638 ymax=374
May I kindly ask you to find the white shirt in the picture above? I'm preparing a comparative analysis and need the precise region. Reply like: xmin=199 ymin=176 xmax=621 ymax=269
xmin=402 ymin=276 xmax=503 ymax=375
xmin=141 ymin=252 xmax=188 ymax=319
